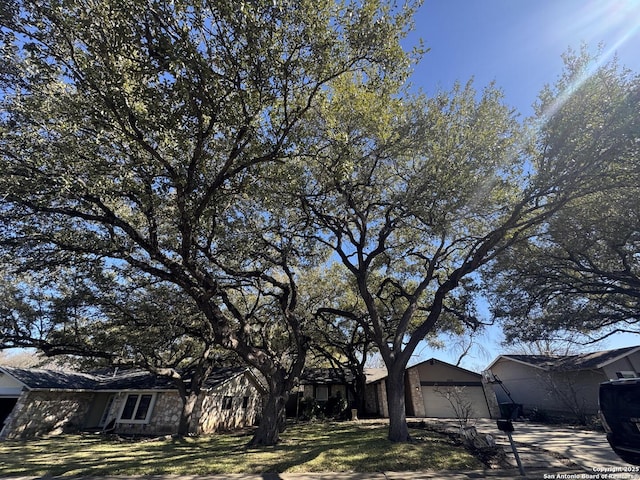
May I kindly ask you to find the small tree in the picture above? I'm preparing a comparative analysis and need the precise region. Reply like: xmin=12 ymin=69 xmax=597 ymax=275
xmin=537 ymin=371 xmax=590 ymax=425
xmin=433 ymin=385 xmax=476 ymax=431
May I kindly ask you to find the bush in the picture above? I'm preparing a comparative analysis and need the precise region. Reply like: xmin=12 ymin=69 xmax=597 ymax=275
xmin=299 ymin=397 xmax=324 ymax=421
xmin=528 ymin=407 xmax=550 ymax=423
xmin=324 ymin=395 xmax=348 ymax=419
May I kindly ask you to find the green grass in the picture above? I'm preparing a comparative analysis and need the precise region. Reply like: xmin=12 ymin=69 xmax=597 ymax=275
xmin=0 ymin=421 xmax=482 ymax=477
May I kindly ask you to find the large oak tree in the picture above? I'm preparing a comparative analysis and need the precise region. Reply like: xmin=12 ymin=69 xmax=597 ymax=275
xmin=296 ymin=51 xmax=628 ymax=441
xmin=0 ymin=0 xmax=417 ymax=445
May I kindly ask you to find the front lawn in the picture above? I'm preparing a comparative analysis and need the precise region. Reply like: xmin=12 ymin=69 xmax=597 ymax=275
xmin=0 ymin=421 xmax=482 ymax=477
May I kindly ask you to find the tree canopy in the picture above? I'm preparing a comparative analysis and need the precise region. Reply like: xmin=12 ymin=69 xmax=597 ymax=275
xmin=488 ymin=49 xmax=640 ymax=346
xmin=0 ymin=0 xmax=419 ymax=445
xmin=294 ymin=48 xmax=637 ymax=441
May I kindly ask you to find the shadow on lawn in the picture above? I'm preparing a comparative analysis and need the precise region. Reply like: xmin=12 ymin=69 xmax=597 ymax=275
xmin=0 ymin=422 xmax=480 ymax=476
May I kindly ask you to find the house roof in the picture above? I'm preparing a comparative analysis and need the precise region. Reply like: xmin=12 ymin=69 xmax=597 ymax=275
xmin=0 ymin=366 xmax=252 ymax=392
xmin=0 ymin=367 xmax=100 ymax=390
xmin=486 ymin=345 xmax=640 ymax=372
xmin=364 ymin=367 xmax=388 ymax=384
xmin=408 ymin=358 xmax=482 ymax=378
xmin=299 ymin=368 xmax=355 ymax=385
xmin=299 ymin=367 xmax=393 ymax=385
xmin=100 ymin=367 xmax=248 ymax=391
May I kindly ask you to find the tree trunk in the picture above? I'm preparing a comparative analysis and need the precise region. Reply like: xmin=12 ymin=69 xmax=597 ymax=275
xmin=248 ymin=381 xmax=288 ymax=446
xmin=177 ymin=390 xmax=199 ymax=436
xmin=385 ymin=366 xmax=410 ymax=442
xmin=352 ymin=370 xmax=368 ymax=417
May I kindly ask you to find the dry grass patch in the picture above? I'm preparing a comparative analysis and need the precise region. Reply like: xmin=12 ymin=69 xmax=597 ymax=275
xmin=0 ymin=421 xmax=482 ymax=477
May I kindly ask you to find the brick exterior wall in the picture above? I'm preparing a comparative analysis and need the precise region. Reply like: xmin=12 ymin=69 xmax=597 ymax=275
xmin=364 ymin=381 xmax=388 ymax=416
xmin=405 ymin=367 xmax=426 ymax=417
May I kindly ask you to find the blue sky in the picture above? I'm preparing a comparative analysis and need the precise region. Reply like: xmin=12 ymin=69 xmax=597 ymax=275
xmin=405 ymin=0 xmax=640 ymax=370
xmin=408 ymin=0 xmax=640 ymax=116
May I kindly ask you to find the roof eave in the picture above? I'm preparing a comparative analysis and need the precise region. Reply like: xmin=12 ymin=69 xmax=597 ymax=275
xmin=486 ymin=355 xmax=550 ymax=372
xmin=594 ymin=346 xmax=640 ymax=369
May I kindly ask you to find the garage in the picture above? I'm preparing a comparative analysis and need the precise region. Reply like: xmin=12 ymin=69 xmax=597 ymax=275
xmin=421 ymin=383 xmax=491 ymax=418
xmin=404 ymin=358 xmax=494 ymax=419
xmin=0 ymin=368 xmax=24 ymax=436
xmin=0 ymin=397 xmax=18 ymax=427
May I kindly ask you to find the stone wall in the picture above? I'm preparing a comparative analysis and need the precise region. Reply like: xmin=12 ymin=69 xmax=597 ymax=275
xmin=1 ymin=391 xmax=94 ymax=439
xmin=1 ymin=372 xmax=264 ymax=440
xmin=109 ymin=374 xmax=263 ymax=436
xmin=196 ymin=374 xmax=261 ymax=433
xmin=110 ymin=391 xmax=182 ymax=436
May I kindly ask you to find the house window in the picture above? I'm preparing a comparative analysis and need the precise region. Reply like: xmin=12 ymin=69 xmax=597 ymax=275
xmin=316 ymin=386 xmax=329 ymax=402
xmin=242 ymin=396 xmax=249 ymax=409
xmin=222 ymin=396 xmax=233 ymax=410
xmin=118 ymin=393 xmax=156 ymax=423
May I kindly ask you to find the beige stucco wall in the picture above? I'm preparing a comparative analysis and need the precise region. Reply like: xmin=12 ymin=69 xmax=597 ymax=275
xmin=602 ymin=351 xmax=640 ymax=380
xmin=490 ymin=359 xmax=608 ymax=416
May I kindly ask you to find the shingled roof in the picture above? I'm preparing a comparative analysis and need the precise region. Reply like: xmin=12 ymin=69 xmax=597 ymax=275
xmin=0 ymin=366 xmax=250 ymax=391
xmin=299 ymin=368 xmax=355 ymax=385
xmin=491 ymin=345 xmax=640 ymax=372
xmin=0 ymin=367 xmax=100 ymax=390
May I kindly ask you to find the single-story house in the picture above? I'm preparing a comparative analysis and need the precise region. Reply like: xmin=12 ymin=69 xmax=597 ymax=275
xmin=296 ymin=361 xmax=496 ymax=419
xmin=298 ymin=368 xmax=355 ymax=404
xmin=367 ymin=359 xmax=495 ymax=419
xmin=286 ymin=367 xmax=357 ymax=417
xmin=0 ymin=366 xmax=264 ymax=440
xmin=484 ymin=345 xmax=640 ymax=420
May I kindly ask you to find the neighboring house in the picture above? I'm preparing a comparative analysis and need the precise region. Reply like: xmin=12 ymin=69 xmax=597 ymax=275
xmin=484 ymin=345 xmax=640 ymax=420
xmin=363 ymin=367 xmax=388 ymax=417
xmin=299 ymin=368 xmax=355 ymax=405
xmin=287 ymin=368 xmax=356 ymax=417
xmin=0 ymin=366 xmax=264 ymax=440
xmin=365 ymin=359 xmax=495 ymax=419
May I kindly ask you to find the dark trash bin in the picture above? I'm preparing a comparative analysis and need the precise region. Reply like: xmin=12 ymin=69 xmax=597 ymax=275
xmin=499 ymin=402 xmax=522 ymax=419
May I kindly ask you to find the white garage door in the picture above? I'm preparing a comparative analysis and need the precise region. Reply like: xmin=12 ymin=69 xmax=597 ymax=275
xmin=422 ymin=386 xmax=490 ymax=418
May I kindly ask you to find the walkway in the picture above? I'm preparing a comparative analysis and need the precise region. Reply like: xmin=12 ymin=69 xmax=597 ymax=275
xmin=425 ymin=418 xmax=632 ymax=477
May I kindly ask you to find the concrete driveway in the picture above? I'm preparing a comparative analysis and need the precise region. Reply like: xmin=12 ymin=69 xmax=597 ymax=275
xmin=431 ymin=418 xmax=628 ymax=473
